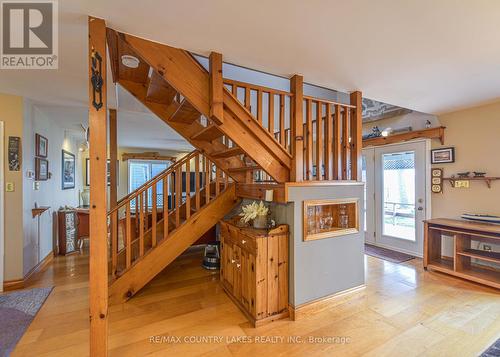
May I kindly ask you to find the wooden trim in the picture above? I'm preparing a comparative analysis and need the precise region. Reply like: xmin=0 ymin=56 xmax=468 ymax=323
xmin=363 ymin=126 xmax=446 ymax=147
xmin=121 ymin=152 xmax=177 ymax=162
xmin=88 ymin=16 xmax=108 ymax=356
xmin=303 ymin=198 xmax=360 ymax=241
xmin=289 ymin=285 xmax=365 ymax=321
xmin=3 ymin=252 xmax=54 ymax=291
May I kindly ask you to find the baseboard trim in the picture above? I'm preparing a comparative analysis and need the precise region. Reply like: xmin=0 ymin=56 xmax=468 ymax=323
xmin=3 ymin=251 xmax=54 ymax=291
xmin=289 ymin=285 xmax=366 ymax=321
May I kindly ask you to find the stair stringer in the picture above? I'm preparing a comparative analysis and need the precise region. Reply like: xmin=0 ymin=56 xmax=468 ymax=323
xmin=108 ymin=184 xmax=240 ymax=304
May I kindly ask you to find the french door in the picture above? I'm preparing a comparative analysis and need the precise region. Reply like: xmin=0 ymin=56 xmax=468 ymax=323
xmin=362 ymin=141 xmax=429 ymax=257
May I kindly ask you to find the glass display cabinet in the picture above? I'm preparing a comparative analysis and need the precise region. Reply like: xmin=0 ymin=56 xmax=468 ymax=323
xmin=303 ymin=199 xmax=359 ymax=241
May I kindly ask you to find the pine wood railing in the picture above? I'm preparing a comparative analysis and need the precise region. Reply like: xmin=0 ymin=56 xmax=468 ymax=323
xmin=223 ymin=77 xmax=362 ymax=182
xmin=223 ymin=78 xmax=293 ymax=153
xmin=107 ymin=150 xmax=230 ymax=279
xmin=302 ymin=96 xmax=358 ymax=181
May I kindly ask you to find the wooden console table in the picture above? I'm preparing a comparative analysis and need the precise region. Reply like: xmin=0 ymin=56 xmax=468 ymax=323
xmin=424 ymin=218 xmax=500 ymax=289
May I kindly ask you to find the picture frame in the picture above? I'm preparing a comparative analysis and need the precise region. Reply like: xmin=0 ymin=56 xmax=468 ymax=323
xmin=431 ymin=147 xmax=455 ymax=164
xmin=86 ymin=158 xmax=119 ymax=186
xmin=35 ymin=133 xmax=48 ymax=158
xmin=35 ymin=157 xmax=49 ymax=181
xmin=62 ymin=150 xmax=76 ymax=190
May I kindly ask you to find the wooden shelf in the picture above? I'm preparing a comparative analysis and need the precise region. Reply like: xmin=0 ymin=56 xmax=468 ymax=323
xmin=457 ymin=249 xmax=500 ymax=264
xmin=363 ymin=126 xmax=445 ymax=147
xmin=444 ymin=177 xmax=500 ymax=189
xmin=427 ymin=258 xmax=454 ymax=273
xmin=32 ymin=206 xmax=50 ymax=218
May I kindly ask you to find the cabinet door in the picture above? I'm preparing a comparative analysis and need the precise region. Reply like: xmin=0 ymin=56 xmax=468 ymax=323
xmin=223 ymin=238 xmax=234 ymax=293
xmin=232 ymin=245 xmax=242 ymax=301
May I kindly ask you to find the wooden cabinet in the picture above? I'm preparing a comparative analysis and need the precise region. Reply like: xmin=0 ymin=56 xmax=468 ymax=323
xmin=220 ymin=218 xmax=289 ymax=327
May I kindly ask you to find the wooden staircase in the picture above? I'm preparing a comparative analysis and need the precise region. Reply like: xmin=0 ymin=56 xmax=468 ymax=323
xmin=106 ymin=28 xmax=292 ymax=183
xmin=107 ymin=150 xmax=240 ymax=304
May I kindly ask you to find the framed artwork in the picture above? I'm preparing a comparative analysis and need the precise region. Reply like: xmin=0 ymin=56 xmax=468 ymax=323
xmin=62 ymin=150 xmax=76 ymax=190
xmin=86 ymin=158 xmax=119 ymax=186
xmin=431 ymin=147 xmax=455 ymax=164
xmin=8 ymin=136 xmax=21 ymax=171
xmin=35 ymin=133 xmax=48 ymax=158
xmin=35 ymin=158 xmax=49 ymax=181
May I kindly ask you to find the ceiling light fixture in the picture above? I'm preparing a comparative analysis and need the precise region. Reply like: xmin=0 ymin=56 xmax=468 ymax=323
xmin=121 ymin=55 xmax=140 ymax=69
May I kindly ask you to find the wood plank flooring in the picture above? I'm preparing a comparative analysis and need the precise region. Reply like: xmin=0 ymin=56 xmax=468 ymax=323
xmin=11 ymin=247 xmax=500 ymax=356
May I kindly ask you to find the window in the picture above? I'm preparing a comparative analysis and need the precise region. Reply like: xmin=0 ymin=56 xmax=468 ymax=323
xmin=128 ymin=160 xmax=172 ymax=207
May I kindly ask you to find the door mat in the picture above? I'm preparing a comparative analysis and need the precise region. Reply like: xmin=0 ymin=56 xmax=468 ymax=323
xmin=481 ymin=338 xmax=500 ymax=357
xmin=0 ymin=286 xmax=53 ymax=356
xmin=365 ymin=244 xmax=415 ymax=264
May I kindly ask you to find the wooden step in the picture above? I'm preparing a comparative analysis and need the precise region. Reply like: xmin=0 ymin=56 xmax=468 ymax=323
xmin=211 ymin=147 xmax=244 ymax=158
xmin=228 ymin=165 xmax=260 ymax=173
xmin=146 ymin=71 xmax=177 ymax=105
xmin=169 ymin=100 xmax=200 ymax=124
xmin=191 ymin=125 xmax=223 ymax=142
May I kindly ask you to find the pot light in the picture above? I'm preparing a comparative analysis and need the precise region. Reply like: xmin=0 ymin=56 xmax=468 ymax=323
xmin=121 ymin=55 xmax=140 ymax=68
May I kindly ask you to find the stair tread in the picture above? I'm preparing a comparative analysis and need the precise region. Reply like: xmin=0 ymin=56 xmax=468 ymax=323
xmin=191 ymin=125 xmax=223 ymax=142
xmin=211 ymin=146 xmax=244 ymax=158
xmin=146 ymin=71 xmax=177 ymax=105
xmin=169 ymin=100 xmax=200 ymax=124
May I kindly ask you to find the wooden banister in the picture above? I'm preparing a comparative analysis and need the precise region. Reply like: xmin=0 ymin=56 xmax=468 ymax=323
xmin=108 ymin=149 xmax=232 ymax=281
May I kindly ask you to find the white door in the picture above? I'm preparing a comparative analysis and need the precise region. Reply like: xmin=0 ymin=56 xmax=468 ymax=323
xmin=0 ymin=122 xmax=4 ymax=292
xmin=362 ymin=148 xmax=375 ymax=244
xmin=363 ymin=140 xmax=429 ymax=257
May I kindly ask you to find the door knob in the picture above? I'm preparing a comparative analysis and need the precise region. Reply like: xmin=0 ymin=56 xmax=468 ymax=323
xmin=231 ymin=259 xmax=235 ymax=263
xmin=236 ymin=263 xmax=241 ymax=268
xmin=241 ymin=240 xmax=246 ymax=244
xmin=417 ymin=207 xmax=424 ymax=211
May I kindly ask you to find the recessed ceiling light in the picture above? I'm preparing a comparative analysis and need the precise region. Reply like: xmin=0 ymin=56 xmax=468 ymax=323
xmin=121 ymin=55 xmax=140 ymax=69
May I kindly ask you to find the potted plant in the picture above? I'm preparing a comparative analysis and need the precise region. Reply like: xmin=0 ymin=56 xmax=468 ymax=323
xmin=239 ymin=201 xmax=269 ymax=229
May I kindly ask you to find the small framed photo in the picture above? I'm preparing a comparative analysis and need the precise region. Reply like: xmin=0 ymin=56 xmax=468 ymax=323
xmin=35 ymin=158 xmax=49 ymax=181
xmin=431 ymin=147 xmax=455 ymax=164
xmin=35 ymin=133 xmax=48 ymax=158
xmin=62 ymin=150 xmax=76 ymax=190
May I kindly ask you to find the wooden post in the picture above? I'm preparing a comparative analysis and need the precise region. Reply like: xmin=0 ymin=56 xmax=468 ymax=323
xmin=290 ymin=75 xmax=304 ymax=182
xmin=109 ymin=109 xmax=118 ymax=209
xmin=209 ymin=52 xmax=223 ymax=125
xmin=350 ymin=91 xmax=362 ymax=181
xmin=88 ymin=16 xmax=108 ymax=356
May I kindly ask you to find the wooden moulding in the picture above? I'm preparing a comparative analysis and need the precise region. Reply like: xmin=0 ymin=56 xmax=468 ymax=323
xmin=303 ymin=198 xmax=360 ymax=241
xmin=121 ymin=152 xmax=177 ymax=162
xmin=363 ymin=126 xmax=446 ymax=147
xmin=3 ymin=252 xmax=54 ymax=291
xmin=289 ymin=285 xmax=366 ymax=321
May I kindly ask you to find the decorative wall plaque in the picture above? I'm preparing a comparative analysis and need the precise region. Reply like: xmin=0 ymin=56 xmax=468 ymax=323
xmin=8 ymin=136 xmax=21 ymax=171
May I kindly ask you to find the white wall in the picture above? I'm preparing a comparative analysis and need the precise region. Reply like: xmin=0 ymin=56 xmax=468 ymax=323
xmin=22 ymin=100 xmax=83 ymax=275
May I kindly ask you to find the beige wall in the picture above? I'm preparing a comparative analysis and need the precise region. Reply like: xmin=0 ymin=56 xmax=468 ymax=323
xmin=0 ymin=93 xmax=24 ymax=280
xmin=432 ymin=101 xmax=500 ymax=218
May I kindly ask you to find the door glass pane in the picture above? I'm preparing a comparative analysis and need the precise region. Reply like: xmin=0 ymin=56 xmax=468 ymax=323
xmin=382 ymin=151 xmax=415 ymax=241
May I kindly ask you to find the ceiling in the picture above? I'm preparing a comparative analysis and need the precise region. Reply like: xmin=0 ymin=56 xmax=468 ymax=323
xmin=1 ymin=0 xmax=499 ymax=147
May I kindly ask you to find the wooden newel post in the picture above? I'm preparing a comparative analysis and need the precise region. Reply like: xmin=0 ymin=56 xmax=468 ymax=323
xmin=209 ymin=52 xmax=224 ymax=125
xmin=350 ymin=91 xmax=362 ymax=181
xmin=290 ymin=75 xmax=304 ymax=182
xmin=88 ymin=16 xmax=108 ymax=356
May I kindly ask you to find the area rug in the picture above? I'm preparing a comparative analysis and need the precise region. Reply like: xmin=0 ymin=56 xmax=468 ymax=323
xmin=481 ymin=338 xmax=500 ymax=357
xmin=0 ymin=287 xmax=53 ymax=357
xmin=364 ymin=244 xmax=415 ymax=264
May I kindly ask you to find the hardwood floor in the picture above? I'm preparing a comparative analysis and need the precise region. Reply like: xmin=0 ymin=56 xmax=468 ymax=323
xmin=11 ymin=247 xmax=500 ymax=356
